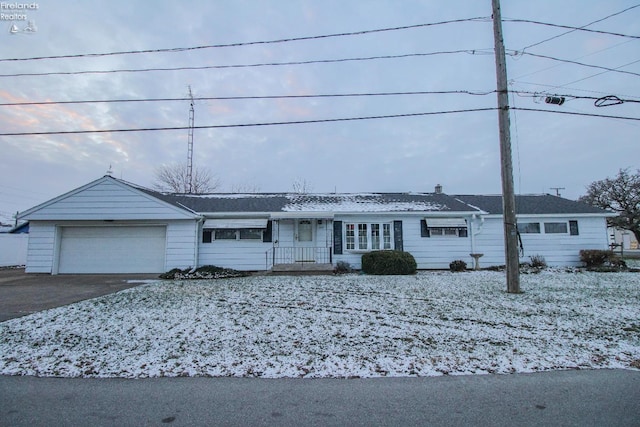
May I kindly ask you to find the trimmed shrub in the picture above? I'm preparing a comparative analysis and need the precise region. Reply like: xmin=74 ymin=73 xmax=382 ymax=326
xmin=334 ymin=261 xmax=353 ymax=274
xmin=529 ymin=255 xmax=547 ymax=269
xmin=160 ymin=265 xmax=249 ymax=280
xmin=159 ymin=268 xmax=190 ymax=279
xmin=579 ymin=250 xmax=614 ymax=268
xmin=361 ymin=250 xmax=417 ymax=275
xmin=449 ymin=260 xmax=467 ymax=272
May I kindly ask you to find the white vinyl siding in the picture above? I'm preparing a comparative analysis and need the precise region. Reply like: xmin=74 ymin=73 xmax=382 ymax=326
xmin=22 ymin=178 xmax=195 ymax=221
xmin=474 ymin=216 xmax=610 ymax=267
xmin=24 ymin=222 xmax=56 ymax=273
xmin=198 ymin=238 xmax=272 ymax=271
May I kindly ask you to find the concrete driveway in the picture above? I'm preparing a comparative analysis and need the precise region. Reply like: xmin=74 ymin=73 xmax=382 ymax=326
xmin=0 ymin=268 xmax=159 ymax=322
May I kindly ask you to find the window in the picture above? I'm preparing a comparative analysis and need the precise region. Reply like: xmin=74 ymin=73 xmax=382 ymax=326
xmin=298 ymin=220 xmax=312 ymax=242
xmin=383 ymin=224 xmax=391 ymax=249
xmin=346 ymin=224 xmax=355 ymax=250
xmin=345 ymin=222 xmax=392 ymax=250
xmin=518 ymin=222 xmax=540 ymax=234
xmin=569 ymin=220 xmax=579 ymax=236
xmin=204 ymin=227 xmax=264 ymax=241
xmin=239 ymin=228 xmax=263 ymax=240
xmin=358 ymin=224 xmax=368 ymax=249
xmin=371 ymin=224 xmax=380 ymax=249
xmin=421 ymin=219 xmax=467 ymax=238
xmin=215 ymin=229 xmax=237 ymax=240
xmin=544 ymin=222 xmax=568 ymax=234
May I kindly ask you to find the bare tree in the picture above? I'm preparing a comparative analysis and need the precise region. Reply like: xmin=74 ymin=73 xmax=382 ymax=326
xmin=153 ymin=162 xmax=220 ymax=194
xmin=291 ymin=177 xmax=314 ymax=194
xmin=230 ymin=182 xmax=261 ymax=193
xmin=579 ymin=168 xmax=640 ymax=243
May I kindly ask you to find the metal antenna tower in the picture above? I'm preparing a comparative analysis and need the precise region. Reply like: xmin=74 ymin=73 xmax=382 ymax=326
xmin=550 ymin=187 xmax=565 ymax=197
xmin=186 ymin=86 xmax=195 ymax=194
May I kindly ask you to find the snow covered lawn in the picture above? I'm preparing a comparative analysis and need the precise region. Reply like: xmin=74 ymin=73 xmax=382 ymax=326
xmin=1 ymin=271 xmax=639 ymax=378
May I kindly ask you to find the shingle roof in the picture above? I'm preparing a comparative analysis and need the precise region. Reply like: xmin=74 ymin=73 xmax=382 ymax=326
xmin=126 ymin=179 xmax=609 ymax=216
xmin=157 ymin=192 xmax=477 ymax=214
xmin=454 ymin=194 xmax=609 ymax=215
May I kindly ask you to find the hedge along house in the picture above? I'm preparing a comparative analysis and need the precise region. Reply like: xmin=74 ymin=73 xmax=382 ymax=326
xmin=18 ymin=176 xmax=614 ymax=274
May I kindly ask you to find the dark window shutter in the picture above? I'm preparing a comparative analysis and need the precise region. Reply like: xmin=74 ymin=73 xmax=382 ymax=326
xmin=333 ymin=220 xmax=343 ymax=255
xmin=569 ymin=220 xmax=579 ymax=236
xmin=202 ymin=229 xmax=212 ymax=243
xmin=263 ymin=220 xmax=273 ymax=242
xmin=393 ymin=220 xmax=403 ymax=251
xmin=420 ymin=219 xmax=430 ymax=237
xmin=458 ymin=227 xmax=468 ymax=238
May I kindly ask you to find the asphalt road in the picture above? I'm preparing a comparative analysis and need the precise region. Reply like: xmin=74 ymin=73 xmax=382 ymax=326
xmin=0 ymin=268 xmax=158 ymax=322
xmin=1 ymin=369 xmax=639 ymax=426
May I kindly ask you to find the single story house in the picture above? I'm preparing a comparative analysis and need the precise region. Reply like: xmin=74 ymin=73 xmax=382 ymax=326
xmin=17 ymin=176 xmax=614 ymax=274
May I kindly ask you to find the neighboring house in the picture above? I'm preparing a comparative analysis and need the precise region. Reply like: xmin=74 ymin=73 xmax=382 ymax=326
xmin=17 ymin=176 xmax=615 ymax=274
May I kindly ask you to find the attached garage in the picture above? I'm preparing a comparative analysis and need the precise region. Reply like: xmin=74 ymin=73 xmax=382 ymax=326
xmin=57 ymin=226 xmax=167 ymax=274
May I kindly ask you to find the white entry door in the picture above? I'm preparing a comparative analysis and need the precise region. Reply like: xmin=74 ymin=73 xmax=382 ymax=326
xmin=295 ymin=220 xmax=315 ymax=261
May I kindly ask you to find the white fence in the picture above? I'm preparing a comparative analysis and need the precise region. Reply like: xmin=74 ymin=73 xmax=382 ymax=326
xmin=0 ymin=234 xmax=28 ymax=267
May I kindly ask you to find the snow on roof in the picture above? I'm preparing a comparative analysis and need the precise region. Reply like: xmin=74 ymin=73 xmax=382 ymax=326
xmin=282 ymin=194 xmax=447 ymax=212
xmin=163 ymin=192 xmax=477 ymax=214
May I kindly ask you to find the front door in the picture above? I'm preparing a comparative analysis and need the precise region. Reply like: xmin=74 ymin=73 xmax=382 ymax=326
xmin=295 ymin=219 xmax=315 ymax=262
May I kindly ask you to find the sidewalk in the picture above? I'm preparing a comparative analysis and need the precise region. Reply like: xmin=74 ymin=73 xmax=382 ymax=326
xmin=1 ymin=369 xmax=639 ymax=426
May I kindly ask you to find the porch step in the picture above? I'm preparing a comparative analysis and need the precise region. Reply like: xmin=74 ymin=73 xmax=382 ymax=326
xmin=270 ymin=263 xmax=335 ymax=275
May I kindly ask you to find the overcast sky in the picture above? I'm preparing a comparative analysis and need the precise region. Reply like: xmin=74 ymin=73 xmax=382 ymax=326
xmin=1 ymin=0 xmax=639 ymax=224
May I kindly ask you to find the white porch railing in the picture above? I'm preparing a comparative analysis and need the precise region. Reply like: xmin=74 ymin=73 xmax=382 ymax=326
xmin=265 ymin=247 xmax=332 ymax=270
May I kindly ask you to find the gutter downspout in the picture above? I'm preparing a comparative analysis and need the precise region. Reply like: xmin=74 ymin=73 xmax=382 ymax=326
xmin=190 ymin=217 xmax=204 ymax=273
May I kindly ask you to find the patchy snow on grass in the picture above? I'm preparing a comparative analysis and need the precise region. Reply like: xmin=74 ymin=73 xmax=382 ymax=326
xmin=1 ymin=271 xmax=639 ymax=378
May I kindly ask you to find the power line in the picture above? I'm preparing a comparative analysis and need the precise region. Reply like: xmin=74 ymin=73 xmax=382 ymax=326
xmin=521 ymin=4 xmax=640 ymax=51
xmin=0 ymin=17 xmax=489 ymax=63
xmin=512 ymin=107 xmax=640 ymax=121
xmin=1 ymin=106 xmax=638 ymax=137
xmin=503 ymin=18 xmax=640 ymax=40
xmin=524 ymin=58 xmax=640 ymax=97
xmin=513 ymin=80 xmax=640 ymax=100
xmin=512 ymin=90 xmax=640 ymax=104
xmin=512 ymin=39 xmax=636 ymax=81
xmin=516 ymin=51 xmax=640 ymax=78
xmin=5 ymin=89 xmax=639 ymax=108
xmin=0 ymin=107 xmax=497 ymax=136
xmin=0 ymin=50 xmax=493 ymax=78
xmin=0 ymin=89 xmax=497 ymax=107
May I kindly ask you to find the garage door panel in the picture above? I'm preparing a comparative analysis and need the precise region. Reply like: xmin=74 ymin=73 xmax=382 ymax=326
xmin=58 ymin=226 xmax=166 ymax=274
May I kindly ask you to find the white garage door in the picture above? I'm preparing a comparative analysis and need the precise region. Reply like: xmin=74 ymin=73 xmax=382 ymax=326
xmin=58 ymin=226 xmax=166 ymax=274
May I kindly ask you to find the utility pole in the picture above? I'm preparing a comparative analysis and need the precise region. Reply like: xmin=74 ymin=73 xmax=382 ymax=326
xmin=187 ymin=85 xmax=195 ymax=194
xmin=492 ymin=0 xmax=520 ymax=293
